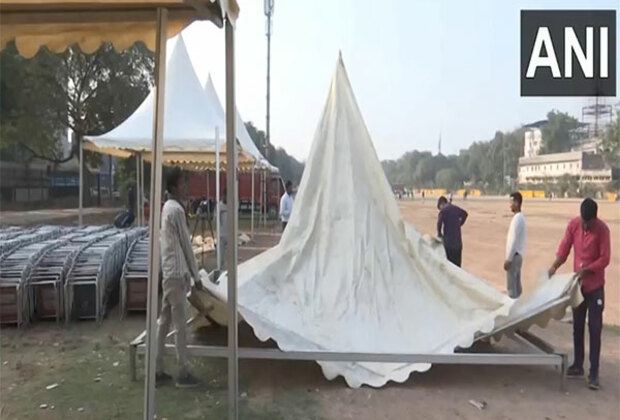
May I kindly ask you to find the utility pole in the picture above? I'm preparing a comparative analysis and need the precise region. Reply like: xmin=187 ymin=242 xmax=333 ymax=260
xmin=264 ymin=0 xmax=274 ymax=228
xmin=264 ymin=0 xmax=274 ymax=161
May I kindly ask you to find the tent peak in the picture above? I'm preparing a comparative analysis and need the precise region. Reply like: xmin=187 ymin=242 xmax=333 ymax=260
xmin=205 ymin=73 xmax=215 ymax=88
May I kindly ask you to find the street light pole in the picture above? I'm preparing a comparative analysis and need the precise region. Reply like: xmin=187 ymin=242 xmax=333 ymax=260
xmin=264 ymin=0 xmax=274 ymax=161
xmin=264 ymin=0 xmax=274 ymax=228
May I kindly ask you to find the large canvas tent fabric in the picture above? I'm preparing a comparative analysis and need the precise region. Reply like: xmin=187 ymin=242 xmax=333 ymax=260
xmin=0 ymin=0 xmax=238 ymax=57
xmin=204 ymin=56 xmax=577 ymax=388
xmin=85 ymin=34 xmax=254 ymax=170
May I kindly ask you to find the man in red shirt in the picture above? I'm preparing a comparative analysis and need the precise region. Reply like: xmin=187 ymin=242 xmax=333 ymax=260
xmin=548 ymin=198 xmax=611 ymax=390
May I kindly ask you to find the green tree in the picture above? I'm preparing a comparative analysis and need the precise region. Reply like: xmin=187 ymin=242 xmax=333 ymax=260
xmin=541 ymin=110 xmax=579 ymax=154
xmin=245 ymin=121 xmax=304 ymax=184
xmin=1 ymin=41 xmax=154 ymax=200
xmin=599 ymin=110 xmax=620 ymax=168
xmin=1 ymin=42 xmax=153 ymax=159
xmin=415 ymin=156 xmax=435 ymax=186
xmin=0 ymin=43 xmax=64 ymax=161
xmin=435 ymin=168 xmax=462 ymax=190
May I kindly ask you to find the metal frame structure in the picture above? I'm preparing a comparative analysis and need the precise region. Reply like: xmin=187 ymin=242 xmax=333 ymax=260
xmin=129 ymin=277 xmax=573 ymax=419
xmin=129 ymin=329 xmax=568 ymax=391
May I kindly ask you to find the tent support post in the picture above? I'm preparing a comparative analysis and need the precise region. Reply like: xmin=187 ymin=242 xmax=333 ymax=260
xmin=225 ymin=17 xmax=239 ymax=420
xmin=140 ymin=154 xmax=145 ymax=226
xmin=216 ymin=127 xmax=221 ymax=271
xmin=78 ymin=133 xmax=83 ymax=226
xmin=251 ymin=165 xmax=255 ymax=236
xmin=262 ymin=169 xmax=266 ymax=227
xmin=135 ymin=154 xmax=141 ymax=226
xmin=143 ymin=8 xmax=167 ymax=420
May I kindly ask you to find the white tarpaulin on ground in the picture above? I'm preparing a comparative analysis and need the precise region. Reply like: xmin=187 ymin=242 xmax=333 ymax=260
xmin=204 ymin=56 xmax=576 ymax=388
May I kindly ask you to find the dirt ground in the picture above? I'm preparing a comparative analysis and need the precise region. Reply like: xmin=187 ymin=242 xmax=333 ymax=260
xmin=1 ymin=200 xmax=620 ymax=419
xmin=398 ymin=197 xmax=620 ymax=325
xmin=1 ymin=314 xmax=619 ymax=419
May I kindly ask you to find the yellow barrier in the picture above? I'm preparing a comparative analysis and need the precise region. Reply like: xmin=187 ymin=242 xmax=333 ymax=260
xmin=607 ymin=192 xmax=618 ymax=202
xmin=417 ymin=189 xmax=447 ymax=198
xmin=519 ymin=190 xmax=546 ymax=198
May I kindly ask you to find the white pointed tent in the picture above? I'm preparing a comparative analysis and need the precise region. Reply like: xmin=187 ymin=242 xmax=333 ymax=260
xmin=204 ymin=75 xmax=277 ymax=172
xmin=203 ymin=56 xmax=577 ymax=388
xmin=84 ymin=34 xmax=254 ymax=170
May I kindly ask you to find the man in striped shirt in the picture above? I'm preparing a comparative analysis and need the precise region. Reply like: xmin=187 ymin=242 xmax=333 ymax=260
xmin=156 ymin=167 xmax=201 ymax=388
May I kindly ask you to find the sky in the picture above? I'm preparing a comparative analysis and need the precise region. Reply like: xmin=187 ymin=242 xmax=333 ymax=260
xmin=182 ymin=0 xmax=619 ymax=161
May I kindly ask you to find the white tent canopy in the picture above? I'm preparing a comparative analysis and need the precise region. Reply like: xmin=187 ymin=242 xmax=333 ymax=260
xmin=204 ymin=75 xmax=278 ymax=172
xmin=85 ymin=33 xmax=255 ymax=171
xmin=204 ymin=56 xmax=576 ymax=388
xmin=86 ymin=35 xmax=226 ymax=155
xmin=207 ymin=57 xmax=515 ymax=387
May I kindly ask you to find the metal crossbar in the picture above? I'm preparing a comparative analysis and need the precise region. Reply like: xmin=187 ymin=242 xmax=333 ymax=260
xmin=129 ymin=330 xmax=567 ymax=389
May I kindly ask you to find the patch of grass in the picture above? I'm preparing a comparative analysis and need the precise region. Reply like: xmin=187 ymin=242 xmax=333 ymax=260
xmin=1 ymin=322 xmax=323 ymax=420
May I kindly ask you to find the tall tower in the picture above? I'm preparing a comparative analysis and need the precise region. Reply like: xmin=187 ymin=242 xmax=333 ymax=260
xmin=582 ymin=98 xmax=612 ymax=138
xmin=264 ymin=0 xmax=274 ymax=160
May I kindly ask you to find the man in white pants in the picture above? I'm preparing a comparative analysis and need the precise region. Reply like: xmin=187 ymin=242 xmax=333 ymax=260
xmin=156 ymin=167 xmax=202 ymax=388
xmin=504 ymin=191 xmax=526 ymax=298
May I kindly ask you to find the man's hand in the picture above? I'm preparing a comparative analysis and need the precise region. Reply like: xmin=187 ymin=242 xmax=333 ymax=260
xmin=193 ymin=277 xmax=204 ymax=291
xmin=573 ymin=269 xmax=591 ymax=284
xmin=547 ymin=266 xmax=557 ymax=278
xmin=503 ymin=260 xmax=511 ymax=271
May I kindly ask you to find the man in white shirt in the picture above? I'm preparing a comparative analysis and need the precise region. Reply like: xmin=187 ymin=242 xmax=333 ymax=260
xmin=279 ymin=180 xmax=294 ymax=231
xmin=504 ymin=191 xmax=526 ymax=298
xmin=156 ymin=167 xmax=201 ymax=388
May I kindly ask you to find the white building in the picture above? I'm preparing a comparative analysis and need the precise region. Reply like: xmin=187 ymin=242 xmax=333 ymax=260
xmin=518 ymin=151 xmax=612 ymax=185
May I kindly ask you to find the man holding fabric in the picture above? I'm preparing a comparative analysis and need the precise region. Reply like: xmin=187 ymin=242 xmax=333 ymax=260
xmin=156 ymin=167 xmax=202 ymax=388
xmin=548 ymin=198 xmax=611 ymax=390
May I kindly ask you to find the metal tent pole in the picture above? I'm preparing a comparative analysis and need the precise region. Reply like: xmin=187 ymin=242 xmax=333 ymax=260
xmin=143 ymin=8 xmax=167 ymax=420
xmin=262 ymin=170 xmax=266 ymax=227
xmin=216 ymin=127 xmax=221 ymax=271
xmin=135 ymin=155 xmax=141 ymax=226
xmin=251 ymin=164 xmax=255 ymax=236
xmin=78 ymin=134 xmax=83 ymax=226
xmin=225 ymin=17 xmax=239 ymax=420
xmin=140 ymin=155 xmax=145 ymax=226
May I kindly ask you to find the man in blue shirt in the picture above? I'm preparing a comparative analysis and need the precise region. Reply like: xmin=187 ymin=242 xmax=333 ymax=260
xmin=436 ymin=196 xmax=468 ymax=267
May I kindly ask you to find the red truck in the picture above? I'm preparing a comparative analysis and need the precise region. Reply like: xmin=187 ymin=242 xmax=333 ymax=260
xmin=187 ymin=170 xmax=284 ymax=217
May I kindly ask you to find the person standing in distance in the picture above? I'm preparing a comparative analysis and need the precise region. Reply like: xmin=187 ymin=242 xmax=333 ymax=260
xmin=504 ymin=192 xmax=526 ymax=298
xmin=280 ymin=180 xmax=294 ymax=231
xmin=436 ymin=196 xmax=468 ymax=267
xmin=548 ymin=198 xmax=610 ymax=390
xmin=156 ymin=167 xmax=202 ymax=388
